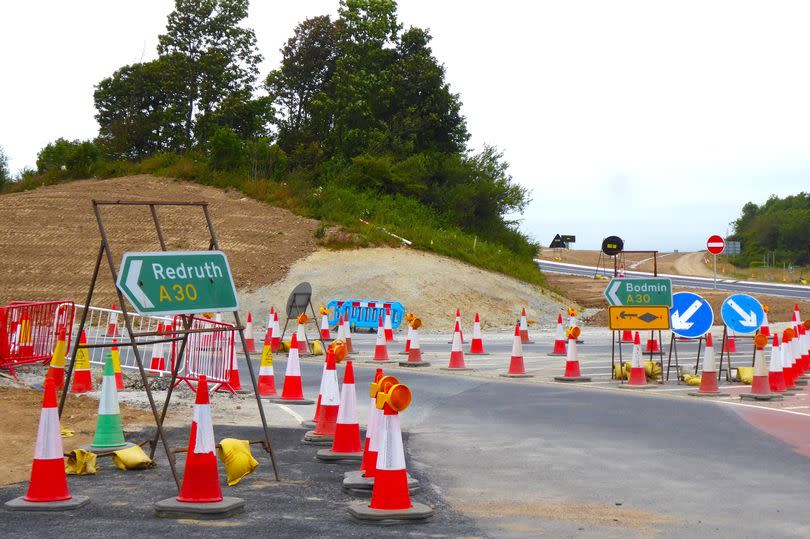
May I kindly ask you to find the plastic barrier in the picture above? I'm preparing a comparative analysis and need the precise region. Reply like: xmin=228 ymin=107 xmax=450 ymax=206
xmin=171 ymin=315 xmax=234 ymax=391
xmin=326 ymin=300 xmax=405 ymax=331
xmin=1 ymin=301 xmax=75 ymax=373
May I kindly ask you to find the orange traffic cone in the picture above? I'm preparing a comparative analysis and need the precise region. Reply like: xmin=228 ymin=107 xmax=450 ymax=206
xmin=782 ymin=329 xmax=798 ymax=390
xmin=304 ymin=356 xmax=328 ymax=429
xmin=45 ymin=326 xmax=68 ymax=391
xmin=690 ymin=333 xmax=728 ymax=397
xmin=244 ymin=312 xmax=256 ymax=353
xmin=800 ymin=322 xmax=810 ymax=371
xmin=71 ymin=330 xmax=93 ymax=393
xmin=400 ymin=325 xmax=412 ymax=355
xmin=741 ymin=334 xmax=782 ymax=401
xmin=296 ymin=319 xmax=310 ymax=355
xmin=554 ymin=327 xmax=591 ymax=382
xmin=5 ymin=378 xmax=89 ymax=511
xmin=318 ymin=360 xmax=363 ymax=461
xmin=618 ymin=263 xmax=625 ymax=278
xmin=769 ymin=334 xmax=788 ymax=393
xmin=452 ymin=308 xmax=465 ymax=343
xmin=149 ymin=323 xmax=166 ymax=373
xmin=468 ymin=313 xmax=487 ymax=354
xmin=549 ymin=314 xmax=567 ymax=356
xmin=519 ymin=308 xmax=532 ymax=344
xmin=759 ymin=306 xmax=771 ymax=337
xmin=383 ymin=308 xmax=395 ymax=342
xmin=107 ymin=303 xmax=119 ymax=337
xmin=221 ymin=348 xmax=246 ymax=393
xmin=257 ymin=333 xmax=277 ymax=398
xmin=342 ymin=315 xmax=355 ymax=354
xmin=645 ymin=334 xmax=660 ymax=353
xmin=621 ymin=329 xmax=633 ymax=343
xmin=359 ymin=369 xmax=385 ymax=478
xmin=443 ymin=321 xmax=471 ymax=370
xmin=270 ymin=311 xmax=281 ymax=352
xmin=726 ymin=329 xmax=737 ymax=353
xmin=347 ymin=380 xmax=433 ymax=521
xmin=320 ymin=308 xmax=331 ymax=340
xmin=787 ymin=328 xmax=806 ymax=383
xmin=111 ymin=338 xmax=125 ymax=390
xmin=623 ymin=332 xmax=649 ymax=388
xmin=265 ymin=307 xmax=274 ymax=340
xmin=268 ymin=333 xmax=314 ymax=405
xmin=305 ymin=347 xmax=340 ymax=445
xmin=501 ymin=323 xmax=531 ymax=378
xmin=372 ymin=317 xmax=391 ymax=362
xmin=400 ymin=319 xmax=429 ymax=367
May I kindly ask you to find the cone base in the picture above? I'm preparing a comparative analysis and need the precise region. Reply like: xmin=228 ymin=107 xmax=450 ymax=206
xmin=5 ymin=495 xmax=89 ymax=512
xmin=365 ymin=359 xmax=396 ymax=364
xmin=267 ymin=397 xmax=314 ymax=405
xmin=440 ymin=367 xmax=474 ymax=371
xmin=342 ymin=470 xmax=420 ymax=493
xmin=554 ymin=376 xmax=592 ymax=382
xmin=500 ymin=373 xmax=533 ymax=378
xmin=399 ymin=361 xmax=431 ymax=368
xmin=154 ymin=496 xmax=245 ymax=519
xmin=468 ymin=352 xmax=489 ymax=356
xmin=793 ymin=378 xmax=809 ymax=386
xmin=740 ymin=392 xmax=784 ymax=401
xmin=618 ymin=384 xmax=657 ymax=390
xmin=688 ymin=391 xmax=730 ymax=397
xmin=302 ymin=431 xmax=334 ymax=446
xmin=301 ymin=420 xmax=316 ymax=429
xmin=347 ymin=501 xmax=434 ymax=522
xmin=81 ymin=441 xmax=135 ymax=453
xmin=316 ymin=449 xmax=363 ymax=462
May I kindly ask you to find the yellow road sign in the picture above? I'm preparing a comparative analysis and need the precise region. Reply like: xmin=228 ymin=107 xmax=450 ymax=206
xmin=608 ymin=306 xmax=670 ymax=331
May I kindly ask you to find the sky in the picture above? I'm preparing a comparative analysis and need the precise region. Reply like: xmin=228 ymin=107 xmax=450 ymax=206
xmin=1 ymin=1 xmax=809 ymax=251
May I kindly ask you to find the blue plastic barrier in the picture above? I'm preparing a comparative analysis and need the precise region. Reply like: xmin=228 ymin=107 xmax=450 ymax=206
xmin=326 ymin=300 xmax=405 ymax=331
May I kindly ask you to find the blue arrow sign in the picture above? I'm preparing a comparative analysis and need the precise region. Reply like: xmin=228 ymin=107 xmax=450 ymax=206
xmin=721 ymin=294 xmax=764 ymax=335
xmin=670 ymin=292 xmax=714 ymax=338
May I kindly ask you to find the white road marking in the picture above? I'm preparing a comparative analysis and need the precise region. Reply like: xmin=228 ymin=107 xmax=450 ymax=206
xmin=273 ymin=403 xmax=305 ymax=423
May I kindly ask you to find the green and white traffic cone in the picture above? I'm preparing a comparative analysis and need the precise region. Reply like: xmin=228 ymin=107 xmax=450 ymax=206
xmin=86 ymin=352 xmax=132 ymax=451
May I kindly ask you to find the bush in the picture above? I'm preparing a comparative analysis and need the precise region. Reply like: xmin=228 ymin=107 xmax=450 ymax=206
xmin=36 ymin=138 xmax=100 ymax=179
xmin=208 ymin=128 xmax=246 ymax=172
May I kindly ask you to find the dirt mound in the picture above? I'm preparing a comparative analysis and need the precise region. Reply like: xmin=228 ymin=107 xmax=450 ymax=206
xmin=0 ymin=175 xmax=320 ymax=305
xmin=240 ymin=247 xmax=565 ymax=331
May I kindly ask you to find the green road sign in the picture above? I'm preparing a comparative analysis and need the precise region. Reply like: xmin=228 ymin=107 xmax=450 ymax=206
xmin=604 ymin=278 xmax=673 ymax=307
xmin=116 ymin=251 xmax=239 ymax=315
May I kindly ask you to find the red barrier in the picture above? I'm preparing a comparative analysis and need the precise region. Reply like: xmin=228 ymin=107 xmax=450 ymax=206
xmin=1 ymin=301 xmax=75 ymax=375
xmin=171 ymin=316 xmax=235 ymax=393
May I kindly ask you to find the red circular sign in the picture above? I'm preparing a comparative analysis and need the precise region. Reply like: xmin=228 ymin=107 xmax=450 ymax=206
xmin=706 ymin=235 xmax=725 ymax=255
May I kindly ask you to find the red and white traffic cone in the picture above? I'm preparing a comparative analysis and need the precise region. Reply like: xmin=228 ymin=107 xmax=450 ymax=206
xmin=372 ymin=317 xmax=391 ymax=362
xmin=741 ymin=335 xmax=782 ymax=401
xmin=624 ymin=332 xmax=649 ymax=388
xmin=554 ymin=327 xmax=591 ymax=382
xmin=468 ymin=313 xmax=487 ymax=355
xmin=726 ymin=328 xmax=737 ymax=353
xmin=268 ymin=334 xmax=314 ymax=405
xmin=265 ymin=307 xmax=275 ymax=340
xmin=244 ymin=312 xmax=256 ymax=353
xmin=111 ymin=339 xmax=125 ymax=391
xmin=618 ymin=263 xmax=625 ymax=278
xmin=621 ymin=330 xmax=633 ymax=343
xmin=782 ymin=330 xmax=798 ymax=391
xmin=791 ymin=324 xmax=806 ymax=377
xmin=257 ymin=333 xmax=277 ymax=398
xmin=384 ymin=308 xmax=395 ymax=342
xmin=800 ymin=323 xmax=810 ymax=371
xmin=342 ymin=315 xmax=355 ymax=354
xmin=759 ymin=308 xmax=771 ymax=337
xmin=400 ymin=322 xmax=429 ymax=367
xmin=45 ymin=326 xmax=68 ymax=391
xmin=320 ymin=310 xmax=331 ymax=340
xmin=769 ymin=334 xmax=788 ymax=393
xmin=318 ymin=360 xmax=363 ymax=461
xmin=645 ymin=333 xmax=660 ymax=353
xmin=221 ymin=347 xmax=247 ymax=393
xmin=399 ymin=324 xmax=412 ymax=355
xmin=71 ymin=330 xmax=94 ymax=393
xmin=304 ymin=348 xmax=340 ymax=445
xmin=453 ymin=308 xmax=465 ymax=342
xmin=501 ymin=323 xmax=531 ymax=378
xmin=786 ymin=328 xmax=805 ymax=383
xmin=690 ymin=333 xmax=728 ymax=397
xmin=443 ymin=321 xmax=471 ymax=370
xmin=296 ymin=319 xmax=309 ymax=355
xmin=357 ymin=369 xmax=384 ymax=480
xmin=149 ymin=323 xmax=166 ymax=373
xmin=154 ymin=375 xmax=244 ymax=517
xmin=5 ymin=378 xmax=89 ymax=511
xmin=270 ymin=311 xmax=281 ymax=352
xmin=549 ymin=313 xmax=567 ymax=356
xmin=519 ymin=308 xmax=532 ymax=344
xmin=794 ymin=304 xmax=802 ymax=327
xmin=107 ymin=303 xmax=119 ymax=337
xmin=304 ymin=356 xmax=328 ymax=429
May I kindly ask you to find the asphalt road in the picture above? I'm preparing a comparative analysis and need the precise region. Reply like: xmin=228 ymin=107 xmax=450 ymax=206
xmin=537 ymin=259 xmax=810 ymax=300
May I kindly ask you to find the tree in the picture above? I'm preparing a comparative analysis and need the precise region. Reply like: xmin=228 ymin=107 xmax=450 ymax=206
xmin=157 ymin=0 xmax=262 ymax=146
xmin=0 ymin=145 xmax=10 ymax=186
xmin=36 ymin=138 xmax=100 ymax=179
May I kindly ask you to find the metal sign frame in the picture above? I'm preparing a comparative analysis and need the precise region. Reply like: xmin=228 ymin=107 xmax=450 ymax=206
xmin=58 ymin=200 xmax=279 ymax=490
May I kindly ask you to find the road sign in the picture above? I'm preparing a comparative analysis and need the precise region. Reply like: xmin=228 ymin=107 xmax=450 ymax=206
xmin=726 ymin=241 xmax=741 ymax=256
xmin=549 ymin=234 xmax=566 ymax=248
xmin=669 ymin=292 xmax=714 ymax=338
xmin=608 ymin=306 xmax=670 ymax=331
xmin=561 ymin=235 xmax=576 ymax=243
xmin=707 ymin=235 xmax=725 ymax=255
xmin=601 ymin=236 xmax=624 ymax=256
xmin=604 ymin=278 xmax=673 ymax=307
xmin=720 ymin=294 xmax=764 ymax=335
xmin=116 ymin=251 xmax=239 ymax=316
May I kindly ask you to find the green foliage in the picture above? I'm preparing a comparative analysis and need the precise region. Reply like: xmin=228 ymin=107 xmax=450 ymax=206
xmin=208 ymin=127 xmax=246 ymax=171
xmin=0 ymin=145 xmax=9 ymax=187
xmin=36 ymin=138 xmax=100 ymax=179
xmin=729 ymin=193 xmax=810 ymax=266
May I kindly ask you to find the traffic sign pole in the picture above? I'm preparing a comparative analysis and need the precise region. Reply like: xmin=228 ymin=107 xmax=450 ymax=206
xmin=706 ymin=235 xmax=725 ymax=289
xmin=713 ymin=254 xmax=717 ymax=289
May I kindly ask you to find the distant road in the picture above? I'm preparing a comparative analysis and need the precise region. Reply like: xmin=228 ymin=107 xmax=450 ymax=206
xmin=536 ymin=259 xmax=810 ymax=300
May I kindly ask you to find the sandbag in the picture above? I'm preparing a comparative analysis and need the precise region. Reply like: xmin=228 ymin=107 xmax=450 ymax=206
xmin=217 ymin=438 xmax=258 ymax=486
xmin=111 ymin=445 xmax=156 ymax=471
xmin=61 ymin=427 xmax=75 ymax=438
xmin=311 ymin=340 xmax=324 ymax=355
xmin=65 ymin=449 xmax=97 ymax=475
xmin=736 ymin=367 xmax=754 ymax=384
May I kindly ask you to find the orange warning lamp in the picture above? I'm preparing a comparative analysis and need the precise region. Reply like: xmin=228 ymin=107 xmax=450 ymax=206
xmin=319 ymin=306 xmax=329 ymax=315
xmin=371 ymin=375 xmax=399 ymax=399
xmin=566 ymin=326 xmax=581 ymax=340
xmin=332 ymin=339 xmax=347 ymax=363
xmin=297 ymin=313 xmax=308 ymax=324
xmin=754 ymin=334 xmax=768 ymax=350
xmin=804 ymin=319 xmax=810 ymax=329
xmin=784 ymin=328 xmax=795 ymax=341
xmin=410 ymin=318 xmax=422 ymax=330
xmin=376 ymin=382 xmax=412 ymax=412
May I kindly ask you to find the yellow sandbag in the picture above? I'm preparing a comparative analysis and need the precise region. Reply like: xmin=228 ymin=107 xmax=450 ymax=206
xmin=644 ymin=361 xmax=662 ymax=379
xmin=217 ymin=438 xmax=258 ymax=486
xmin=281 ymin=340 xmax=291 ymax=352
xmin=736 ymin=367 xmax=754 ymax=384
xmin=311 ymin=340 xmax=324 ymax=355
xmin=683 ymin=374 xmax=701 ymax=386
xmin=61 ymin=427 xmax=75 ymax=438
xmin=65 ymin=449 xmax=97 ymax=475
xmin=112 ymin=445 xmax=156 ymax=471
xmin=613 ymin=363 xmax=629 ymax=380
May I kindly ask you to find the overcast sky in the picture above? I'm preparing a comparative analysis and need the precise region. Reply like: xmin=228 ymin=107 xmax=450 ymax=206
xmin=2 ymin=1 xmax=808 ymax=251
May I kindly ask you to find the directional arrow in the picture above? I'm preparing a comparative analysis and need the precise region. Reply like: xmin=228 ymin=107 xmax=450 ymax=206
xmin=671 ymin=299 xmax=703 ymax=330
xmin=619 ymin=311 xmax=638 ymax=319
xmin=124 ymin=260 xmax=154 ymax=309
xmin=607 ymin=281 xmax=621 ymax=305
xmin=727 ymin=298 xmax=757 ymax=327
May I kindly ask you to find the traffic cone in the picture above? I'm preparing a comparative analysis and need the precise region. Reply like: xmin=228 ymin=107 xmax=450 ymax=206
xmin=501 ymin=323 xmax=532 ymax=378
xmin=45 ymin=326 xmax=67 ymax=391
xmin=359 ymin=369 xmax=384 ymax=477
xmin=400 ymin=320 xmax=430 ymax=367
xmin=453 ymin=308 xmax=465 ymax=343
xmin=304 ymin=357 xmax=328 ymax=429
xmin=794 ymin=304 xmax=802 ymax=326
xmin=304 ymin=347 xmax=340 ymax=445
xmin=554 ymin=327 xmax=591 ymax=382
xmin=71 ymin=331 xmax=93 ymax=393
xmin=741 ymin=334 xmax=782 ymax=401
xmin=320 ymin=309 xmax=331 ymax=340
xmin=342 ymin=315 xmax=355 ymax=354
xmin=265 ymin=307 xmax=275 ymax=340
xmin=792 ymin=324 xmax=806 ymax=377
xmin=443 ymin=320 xmax=471 ymax=370
xmin=244 ymin=312 xmax=256 ymax=353
xmin=318 ymin=360 xmax=363 ymax=461
xmin=222 ymin=348 xmax=246 ymax=393
xmin=624 ymin=332 xmax=649 ymax=388
xmin=257 ymin=333 xmax=277 ymax=398
xmin=726 ymin=329 xmax=737 ymax=353
xmin=549 ymin=313 xmax=567 ymax=356
xmin=111 ymin=339 xmax=125 ymax=390
xmin=296 ymin=319 xmax=309 ymax=355
xmin=384 ymin=308 xmax=395 ymax=342
xmin=782 ymin=329 xmax=798 ymax=390
xmin=567 ymin=308 xmax=583 ymax=343
xmin=468 ymin=313 xmax=487 ymax=354
xmin=618 ymin=263 xmax=625 ymax=278
xmin=760 ymin=307 xmax=771 ymax=337
xmin=270 ymin=311 xmax=281 ymax=352
xmin=372 ymin=317 xmax=390 ymax=362
xmin=88 ymin=353 xmax=130 ymax=450
xmin=348 ymin=381 xmax=433 ymax=521
xmin=785 ymin=328 xmax=805 ymax=384
xmin=690 ymin=333 xmax=728 ymax=397
xmin=801 ymin=322 xmax=810 ymax=371
xmin=399 ymin=324 xmax=412 ymax=355
xmin=768 ymin=334 xmax=788 ymax=393
xmin=4 ymin=378 xmax=89 ymax=511
xmin=519 ymin=308 xmax=532 ymax=344
xmin=645 ymin=334 xmax=660 ymax=353
xmin=154 ymin=375 xmax=245 ymax=518
xmin=107 ymin=303 xmax=119 ymax=337
xmin=621 ymin=329 xmax=633 ymax=343
xmin=149 ymin=323 xmax=166 ymax=373
xmin=268 ymin=333 xmax=314 ymax=405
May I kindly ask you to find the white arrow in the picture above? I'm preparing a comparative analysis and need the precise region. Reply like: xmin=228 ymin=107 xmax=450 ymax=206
xmin=671 ymin=300 xmax=703 ymax=330
xmin=727 ymin=298 xmax=757 ymax=327
xmin=607 ymin=280 xmax=621 ymax=305
xmin=125 ymin=260 xmax=154 ymax=309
